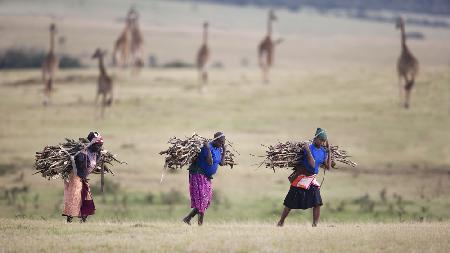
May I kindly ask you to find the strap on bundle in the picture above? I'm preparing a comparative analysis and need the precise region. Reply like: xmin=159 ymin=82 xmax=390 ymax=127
xmin=60 ymin=145 xmax=83 ymax=182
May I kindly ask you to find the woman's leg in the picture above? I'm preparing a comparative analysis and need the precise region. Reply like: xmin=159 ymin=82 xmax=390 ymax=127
xmin=197 ymin=212 xmax=204 ymax=226
xmin=183 ymin=208 xmax=198 ymax=225
xmin=312 ymin=206 xmax=320 ymax=227
xmin=277 ymin=206 xmax=291 ymax=227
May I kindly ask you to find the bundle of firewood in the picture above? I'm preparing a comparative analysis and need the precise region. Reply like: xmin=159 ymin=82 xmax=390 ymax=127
xmin=256 ymin=141 xmax=356 ymax=171
xmin=159 ymin=134 xmax=238 ymax=170
xmin=34 ymin=138 xmax=126 ymax=180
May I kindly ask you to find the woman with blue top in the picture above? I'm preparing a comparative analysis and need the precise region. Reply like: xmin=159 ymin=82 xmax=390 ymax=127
xmin=183 ymin=132 xmax=226 ymax=226
xmin=277 ymin=128 xmax=332 ymax=227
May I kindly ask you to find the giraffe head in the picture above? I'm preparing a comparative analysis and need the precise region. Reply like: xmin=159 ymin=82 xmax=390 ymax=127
xmin=92 ymin=48 xmax=107 ymax=59
xmin=127 ymin=6 xmax=139 ymax=22
xmin=49 ymin=23 xmax=57 ymax=33
xmin=396 ymin=17 xmax=404 ymax=29
xmin=269 ymin=9 xmax=277 ymax=22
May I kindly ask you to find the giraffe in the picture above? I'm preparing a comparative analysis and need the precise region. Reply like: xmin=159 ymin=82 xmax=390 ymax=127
xmin=128 ymin=8 xmax=144 ymax=72
xmin=196 ymin=22 xmax=210 ymax=90
xmin=41 ymin=23 xmax=59 ymax=105
xmin=113 ymin=7 xmax=144 ymax=71
xmin=92 ymin=48 xmax=113 ymax=118
xmin=258 ymin=10 xmax=279 ymax=84
xmin=112 ymin=18 xmax=131 ymax=67
xmin=396 ymin=17 xmax=419 ymax=109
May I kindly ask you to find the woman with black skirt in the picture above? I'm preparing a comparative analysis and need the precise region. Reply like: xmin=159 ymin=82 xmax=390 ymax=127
xmin=277 ymin=128 xmax=332 ymax=227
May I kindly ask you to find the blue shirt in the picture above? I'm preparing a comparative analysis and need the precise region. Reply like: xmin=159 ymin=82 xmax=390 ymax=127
xmin=302 ymin=144 xmax=327 ymax=174
xmin=197 ymin=143 xmax=222 ymax=178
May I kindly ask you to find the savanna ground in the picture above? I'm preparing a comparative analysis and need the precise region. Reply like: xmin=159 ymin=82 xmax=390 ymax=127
xmin=0 ymin=0 xmax=450 ymax=252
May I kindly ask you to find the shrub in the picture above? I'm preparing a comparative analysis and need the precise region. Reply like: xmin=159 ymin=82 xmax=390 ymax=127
xmin=0 ymin=48 xmax=83 ymax=69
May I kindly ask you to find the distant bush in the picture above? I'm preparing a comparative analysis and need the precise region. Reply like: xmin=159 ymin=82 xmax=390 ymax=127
xmin=162 ymin=60 xmax=195 ymax=68
xmin=160 ymin=188 xmax=185 ymax=205
xmin=59 ymin=55 xmax=83 ymax=68
xmin=91 ymin=178 xmax=121 ymax=195
xmin=201 ymin=0 xmax=450 ymax=16
xmin=0 ymin=164 xmax=16 ymax=176
xmin=0 ymin=48 xmax=83 ymax=69
xmin=145 ymin=191 xmax=155 ymax=204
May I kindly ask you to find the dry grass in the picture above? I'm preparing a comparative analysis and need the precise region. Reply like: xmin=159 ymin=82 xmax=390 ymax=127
xmin=0 ymin=0 xmax=450 ymax=225
xmin=0 ymin=218 xmax=449 ymax=253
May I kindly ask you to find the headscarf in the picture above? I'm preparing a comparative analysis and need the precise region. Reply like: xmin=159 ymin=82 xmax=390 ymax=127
xmin=87 ymin=131 xmax=104 ymax=148
xmin=314 ymin=128 xmax=327 ymax=141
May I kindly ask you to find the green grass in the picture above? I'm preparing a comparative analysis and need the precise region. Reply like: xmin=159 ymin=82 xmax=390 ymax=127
xmin=0 ymin=68 xmax=449 ymax=223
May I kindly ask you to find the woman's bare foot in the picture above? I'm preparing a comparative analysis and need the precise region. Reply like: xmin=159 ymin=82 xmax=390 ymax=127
xmin=277 ymin=220 xmax=284 ymax=227
xmin=182 ymin=217 xmax=191 ymax=225
xmin=198 ymin=213 xmax=204 ymax=226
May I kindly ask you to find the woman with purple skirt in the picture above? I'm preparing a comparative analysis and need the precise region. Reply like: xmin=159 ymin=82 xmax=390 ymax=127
xmin=183 ymin=132 xmax=226 ymax=226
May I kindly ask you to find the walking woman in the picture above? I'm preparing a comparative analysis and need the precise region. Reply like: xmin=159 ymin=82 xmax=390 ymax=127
xmin=277 ymin=128 xmax=332 ymax=227
xmin=183 ymin=132 xmax=226 ymax=226
xmin=62 ymin=131 xmax=103 ymax=223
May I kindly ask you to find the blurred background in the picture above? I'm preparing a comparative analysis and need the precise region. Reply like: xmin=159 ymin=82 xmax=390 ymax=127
xmin=0 ymin=0 xmax=449 ymax=223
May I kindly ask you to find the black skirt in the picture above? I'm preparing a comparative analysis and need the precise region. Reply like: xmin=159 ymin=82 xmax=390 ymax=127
xmin=283 ymin=185 xmax=323 ymax=210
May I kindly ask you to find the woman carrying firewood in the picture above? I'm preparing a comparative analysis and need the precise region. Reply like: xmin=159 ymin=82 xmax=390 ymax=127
xmin=277 ymin=128 xmax=332 ymax=227
xmin=182 ymin=132 xmax=226 ymax=226
xmin=62 ymin=131 xmax=103 ymax=223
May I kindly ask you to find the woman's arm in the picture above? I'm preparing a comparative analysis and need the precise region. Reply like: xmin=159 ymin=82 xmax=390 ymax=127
xmin=203 ymin=141 xmax=213 ymax=166
xmin=75 ymin=153 xmax=87 ymax=179
xmin=219 ymin=144 xmax=226 ymax=166
xmin=303 ymin=144 xmax=315 ymax=168
xmin=325 ymin=141 xmax=332 ymax=170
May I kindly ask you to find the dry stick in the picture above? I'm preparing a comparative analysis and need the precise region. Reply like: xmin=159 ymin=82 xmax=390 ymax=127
xmin=159 ymin=133 xmax=238 ymax=183
xmin=34 ymin=138 xmax=125 ymax=181
xmin=101 ymin=163 xmax=105 ymax=193
xmin=256 ymin=141 xmax=356 ymax=172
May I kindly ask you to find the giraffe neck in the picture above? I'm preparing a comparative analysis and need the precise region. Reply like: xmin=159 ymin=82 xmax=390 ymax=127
xmin=267 ymin=17 xmax=272 ymax=37
xmin=203 ymin=26 xmax=208 ymax=45
xmin=400 ymin=25 xmax=407 ymax=50
xmin=49 ymin=30 xmax=55 ymax=53
xmin=98 ymin=57 xmax=107 ymax=76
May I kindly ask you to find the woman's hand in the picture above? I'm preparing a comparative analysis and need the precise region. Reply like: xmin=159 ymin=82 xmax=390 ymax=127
xmin=302 ymin=143 xmax=310 ymax=151
xmin=220 ymin=143 xmax=227 ymax=166
xmin=203 ymin=141 xmax=213 ymax=166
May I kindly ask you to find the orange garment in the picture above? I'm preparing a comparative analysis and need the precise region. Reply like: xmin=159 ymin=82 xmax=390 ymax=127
xmin=291 ymin=174 xmax=320 ymax=190
xmin=63 ymin=171 xmax=83 ymax=217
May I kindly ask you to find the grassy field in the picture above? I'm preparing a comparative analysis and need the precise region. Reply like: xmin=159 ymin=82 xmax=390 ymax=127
xmin=0 ymin=0 xmax=450 ymax=252
xmin=1 ymin=219 xmax=449 ymax=253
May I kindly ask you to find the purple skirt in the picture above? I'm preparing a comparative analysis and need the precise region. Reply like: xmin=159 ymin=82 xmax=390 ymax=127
xmin=80 ymin=180 xmax=95 ymax=217
xmin=189 ymin=173 xmax=212 ymax=213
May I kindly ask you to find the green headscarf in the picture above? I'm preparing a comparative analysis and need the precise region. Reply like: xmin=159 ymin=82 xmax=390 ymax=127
xmin=314 ymin=128 xmax=327 ymax=140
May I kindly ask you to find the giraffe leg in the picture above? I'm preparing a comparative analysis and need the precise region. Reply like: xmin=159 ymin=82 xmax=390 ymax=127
xmin=101 ymin=95 xmax=106 ymax=118
xmin=401 ymin=74 xmax=409 ymax=107
xmin=404 ymin=78 xmax=415 ymax=109
xmin=203 ymin=71 xmax=208 ymax=85
xmin=404 ymin=89 xmax=411 ymax=109
xmin=42 ymin=71 xmax=49 ymax=106
xmin=44 ymin=78 xmax=53 ymax=106
xmin=398 ymin=75 xmax=404 ymax=106
xmin=107 ymin=90 xmax=114 ymax=106
xmin=263 ymin=66 xmax=270 ymax=84
xmin=199 ymin=68 xmax=207 ymax=93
